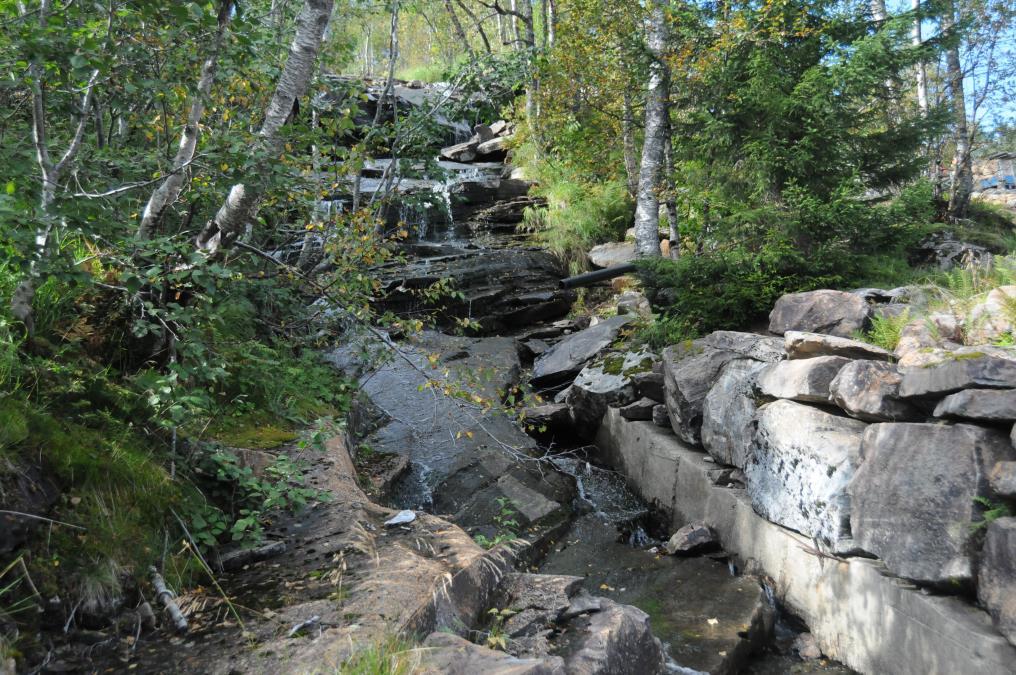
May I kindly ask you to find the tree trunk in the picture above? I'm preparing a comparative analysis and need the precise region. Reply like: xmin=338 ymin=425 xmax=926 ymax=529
xmin=195 ymin=0 xmax=335 ymax=256
xmin=509 ymin=0 xmax=521 ymax=48
xmin=663 ymin=116 xmax=679 ymax=257
xmin=633 ymin=2 xmax=668 ymax=258
xmin=870 ymin=0 xmax=887 ymax=22
xmin=622 ymin=89 xmax=639 ymax=199
xmin=943 ymin=1 xmax=972 ymax=220
xmin=546 ymin=0 xmax=555 ymax=47
xmin=137 ymin=0 xmax=234 ymax=241
xmin=912 ymin=0 xmax=928 ymax=114
xmin=443 ymin=0 xmax=474 ymax=59
xmin=12 ymin=0 xmax=99 ymax=335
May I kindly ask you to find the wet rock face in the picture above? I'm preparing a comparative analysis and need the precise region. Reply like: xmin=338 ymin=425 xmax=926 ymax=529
xmin=746 ymin=400 xmax=868 ymax=552
xmin=979 ymin=518 xmax=1016 ymax=646
xmin=756 ymin=355 xmax=851 ymax=404
xmin=701 ymin=359 xmax=768 ymax=468
xmin=829 ymin=360 xmax=920 ymax=422
xmin=376 ymin=247 xmax=574 ymax=335
xmin=768 ymin=290 xmax=871 ymax=338
xmin=563 ymin=599 xmax=666 ymax=675
xmin=849 ymin=423 xmax=1015 ymax=584
xmin=531 ymin=316 xmax=634 ymax=388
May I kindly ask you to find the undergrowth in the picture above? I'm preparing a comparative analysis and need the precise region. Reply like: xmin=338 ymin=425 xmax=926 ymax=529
xmin=336 ymin=635 xmax=421 ymax=675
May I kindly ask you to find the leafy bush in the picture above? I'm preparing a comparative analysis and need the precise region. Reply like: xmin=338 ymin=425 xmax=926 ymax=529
xmin=518 ymin=142 xmax=634 ymax=273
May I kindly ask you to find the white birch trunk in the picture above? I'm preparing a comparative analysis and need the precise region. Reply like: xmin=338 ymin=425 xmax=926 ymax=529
xmin=196 ymin=0 xmax=335 ymax=256
xmin=137 ymin=1 xmax=233 ymax=241
xmin=12 ymin=0 xmax=99 ymax=334
xmin=633 ymin=2 xmax=668 ymax=258
xmin=943 ymin=1 xmax=972 ymax=219
xmin=912 ymin=0 xmax=928 ymax=114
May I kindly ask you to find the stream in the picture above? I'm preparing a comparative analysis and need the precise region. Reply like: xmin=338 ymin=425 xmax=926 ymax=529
xmin=360 ymin=146 xmax=855 ymax=673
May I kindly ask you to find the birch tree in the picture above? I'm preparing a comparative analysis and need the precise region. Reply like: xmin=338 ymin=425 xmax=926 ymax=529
xmin=633 ymin=1 xmax=668 ymax=258
xmin=196 ymin=0 xmax=336 ymax=256
xmin=11 ymin=0 xmax=101 ymax=335
xmin=943 ymin=0 xmax=973 ymax=219
xmin=136 ymin=1 xmax=235 ymax=241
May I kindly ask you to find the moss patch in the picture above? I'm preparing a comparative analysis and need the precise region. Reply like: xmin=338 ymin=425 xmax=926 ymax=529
xmin=203 ymin=414 xmax=299 ymax=449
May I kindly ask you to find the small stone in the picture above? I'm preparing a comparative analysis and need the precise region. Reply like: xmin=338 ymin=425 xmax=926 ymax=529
xmin=933 ymin=388 xmax=1016 ymax=422
xmin=793 ymin=633 xmax=823 ymax=660
xmin=588 ymin=241 xmax=635 ymax=268
xmin=620 ymin=397 xmax=657 ymax=421
xmin=665 ymin=523 xmax=718 ymax=555
xmin=652 ymin=404 xmax=670 ymax=428
xmin=632 ymin=371 xmax=665 ymax=402
xmin=990 ymin=461 xmax=1016 ymax=498
xmin=383 ymin=510 xmax=416 ymax=527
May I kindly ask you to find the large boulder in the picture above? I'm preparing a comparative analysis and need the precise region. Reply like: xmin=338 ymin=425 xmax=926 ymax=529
xmin=784 ymin=331 xmax=892 ymax=361
xmin=756 ymin=356 xmax=851 ymax=404
xmin=933 ymin=389 xmax=1016 ymax=422
xmin=531 ymin=316 xmax=633 ymax=387
xmin=829 ymin=360 xmax=920 ymax=422
xmin=979 ymin=518 xmax=1016 ymax=646
xmin=746 ymin=400 xmax=868 ymax=551
xmin=849 ymin=423 xmax=1015 ymax=584
xmin=701 ymin=359 xmax=768 ymax=467
xmin=898 ymin=354 xmax=1016 ymax=398
xmin=768 ymin=290 xmax=870 ymax=338
xmin=703 ymin=331 xmax=785 ymax=363
xmin=561 ymin=599 xmax=666 ymax=675
xmin=440 ymin=139 xmax=479 ymax=162
xmin=587 ymin=242 xmax=635 ymax=269
xmin=567 ymin=351 xmax=655 ymax=434
xmin=662 ymin=342 xmax=739 ymax=445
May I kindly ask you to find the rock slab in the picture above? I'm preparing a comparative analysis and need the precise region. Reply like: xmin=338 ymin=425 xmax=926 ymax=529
xmin=746 ymin=400 xmax=867 ymax=551
xmin=829 ymin=360 xmax=918 ymax=422
xmin=850 ymin=423 xmax=1015 ymax=584
xmin=768 ymin=290 xmax=870 ymax=338
xmin=662 ymin=342 xmax=738 ymax=445
xmin=701 ymin=359 xmax=768 ymax=468
xmin=531 ymin=316 xmax=632 ymax=387
xmin=933 ymin=388 xmax=1016 ymax=421
xmin=979 ymin=518 xmax=1016 ymax=647
xmin=899 ymin=355 xmax=1016 ymax=398
xmin=757 ymin=355 xmax=851 ymax=404
xmin=784 ymin=331 xmax=892 ymax=361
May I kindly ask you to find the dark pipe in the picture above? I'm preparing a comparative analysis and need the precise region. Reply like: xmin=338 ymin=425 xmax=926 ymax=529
xmin=559 ymin=263 xmax=638 ymax=289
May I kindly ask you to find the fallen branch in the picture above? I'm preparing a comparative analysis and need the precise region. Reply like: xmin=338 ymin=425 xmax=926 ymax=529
xmin=149 ymin=566 xmax=188 ymax=633
xmin=0 ymin=509 xmax=85 ymax=530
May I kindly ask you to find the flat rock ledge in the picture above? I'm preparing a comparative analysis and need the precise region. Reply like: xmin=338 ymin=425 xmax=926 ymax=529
xmin=593 ymin=409 xmax=1016 ymax=675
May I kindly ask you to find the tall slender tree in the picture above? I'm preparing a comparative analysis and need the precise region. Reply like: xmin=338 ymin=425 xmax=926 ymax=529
xmin=633 ymin=1 xmax=669 ymax=258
